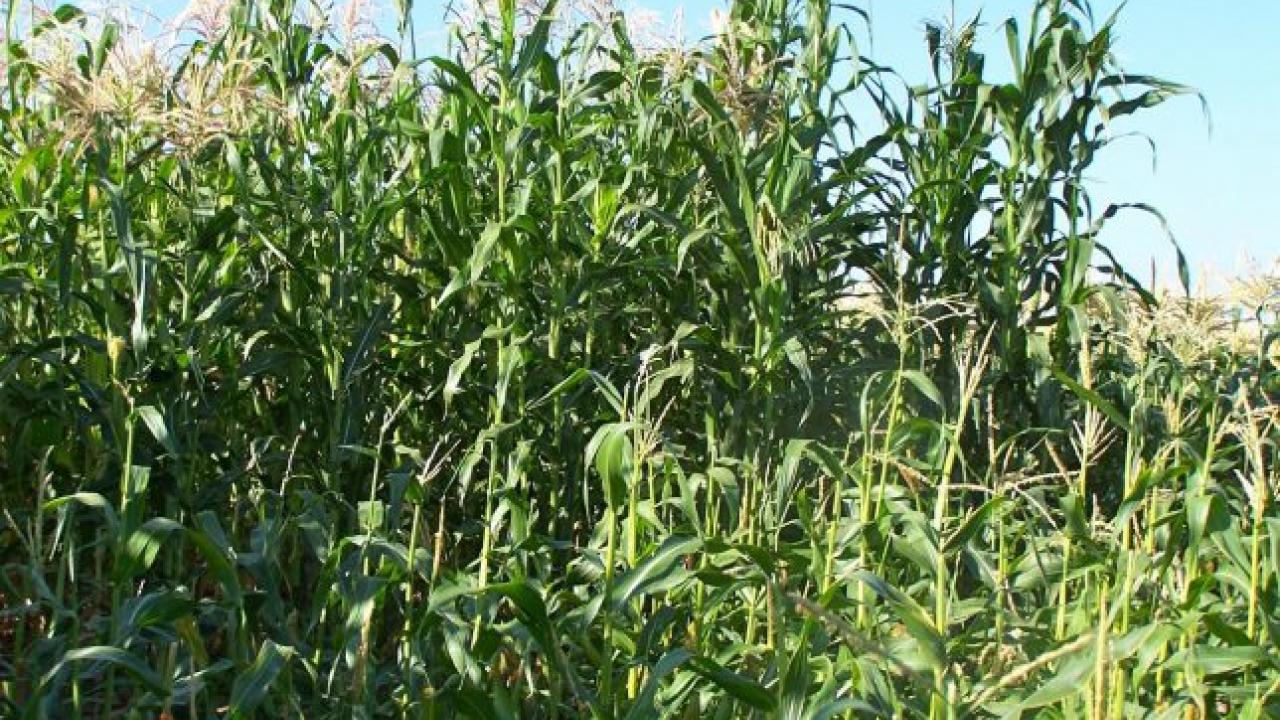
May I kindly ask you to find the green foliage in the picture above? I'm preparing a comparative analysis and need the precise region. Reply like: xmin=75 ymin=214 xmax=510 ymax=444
xmin=1 ymin=0 xmax=1277 ymax=718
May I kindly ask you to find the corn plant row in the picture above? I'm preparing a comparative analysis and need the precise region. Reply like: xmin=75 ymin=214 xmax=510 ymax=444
xmin=0 ymin=0 xmax=1277 ymax=718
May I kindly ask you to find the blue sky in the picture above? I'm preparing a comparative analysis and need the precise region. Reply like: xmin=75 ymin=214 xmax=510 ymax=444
xmin=146 ymin=0 xmax=1278 ymax=289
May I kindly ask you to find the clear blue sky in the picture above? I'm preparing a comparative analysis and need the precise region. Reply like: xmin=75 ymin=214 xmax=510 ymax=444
xmin=146 ymin=0 xmax=1278 ymax=289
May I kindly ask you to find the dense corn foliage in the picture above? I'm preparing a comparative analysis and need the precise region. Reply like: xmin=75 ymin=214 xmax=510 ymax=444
xmin=2 ymin=0 xmax=1278 ymax=717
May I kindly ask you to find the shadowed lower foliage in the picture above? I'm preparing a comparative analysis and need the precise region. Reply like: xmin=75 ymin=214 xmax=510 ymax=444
xmin=1 ymin=0 xmax=1277 ymax=718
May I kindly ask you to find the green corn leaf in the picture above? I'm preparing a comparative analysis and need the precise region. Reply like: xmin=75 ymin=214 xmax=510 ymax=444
xmin=228 ymin=641 xmax=296 ymax=720
xmin=854 ymin=571 xmax=945 ymax=671
xmin=587 ymin=422 xmax=634 ymax=511
xmin=41 ymin=646 xmax=164 ymax=696
xmin=609 ymin=535 xmax=702 ymax=609
xmin=688 ymin=655 xmax=776 ymax=712
xmin=1049 ymin=366 xmax=1131 ymax=433
xmin=622 ymin=648 xmax=693 ymax=720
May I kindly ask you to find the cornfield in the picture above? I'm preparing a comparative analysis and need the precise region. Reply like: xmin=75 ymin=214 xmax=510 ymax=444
xmin=1 ymin=0 xmax=1278 ymax=717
